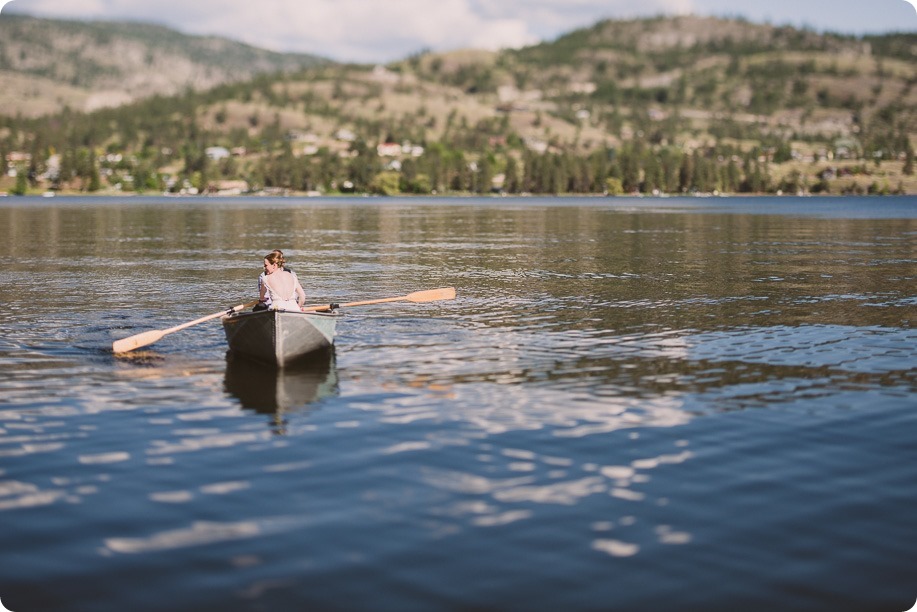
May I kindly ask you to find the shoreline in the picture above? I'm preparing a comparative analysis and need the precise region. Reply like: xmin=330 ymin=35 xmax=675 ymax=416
xmin=3 ymin=190 xmax=915 ymax=199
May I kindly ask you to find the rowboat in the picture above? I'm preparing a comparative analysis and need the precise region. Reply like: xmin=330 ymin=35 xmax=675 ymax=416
xmin=221 ymin=308 xmax=338 ymax=366
xmin=112 ymin=288 xmax=453 ymax=357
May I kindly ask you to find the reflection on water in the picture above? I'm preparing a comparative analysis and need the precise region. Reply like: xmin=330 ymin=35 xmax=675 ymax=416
xmin=0 ymin=196 xmax=914 ymax=611
xmin=224 ymin=348 xmax=339 ymax=429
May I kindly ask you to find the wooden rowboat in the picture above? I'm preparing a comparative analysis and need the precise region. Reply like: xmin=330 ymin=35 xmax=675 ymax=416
xmin=221 ymin=309 xmax=338 ymax=366
xmin=112 ymin=288 xmax=453 ymax=357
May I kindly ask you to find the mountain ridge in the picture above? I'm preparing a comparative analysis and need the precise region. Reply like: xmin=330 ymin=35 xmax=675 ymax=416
xmin=0 ymin=14 xmax=328 ymax=116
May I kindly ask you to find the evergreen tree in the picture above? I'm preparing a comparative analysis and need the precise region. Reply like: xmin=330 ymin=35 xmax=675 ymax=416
xmin=12 ymin=169 xmax=28 ymax=195
xmin=399 ymin=158 xmax=418 ymax=193
xmin=722 ymin=158 xmax=741 ymax=193
xmin=87 ymin=163 xmax=101 ymax=192
xmin=504 ymin=156 xmax=520 ymax=193
xmin=642 ymin=153 xmax=663 ymax=193
xmin=679 ymin=153 xmax=695 ymax=192
xmin=476 ymin=154 xmax=495 ymax=194
xmin=620 ymin=149 xmax=641 ymax=193
xmin=588 ymin=150 xmax=609 ymax=192
xmin=660 ymin=148 xmax=682 ymax=193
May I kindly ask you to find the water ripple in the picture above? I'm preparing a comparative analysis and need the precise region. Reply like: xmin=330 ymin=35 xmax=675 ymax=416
xmin=1 ymin=198 xmax=914 ymax=610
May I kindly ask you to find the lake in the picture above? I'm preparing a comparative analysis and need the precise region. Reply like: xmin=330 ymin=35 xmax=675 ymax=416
xmin=0 ymin=195 xmax=915 ymax=611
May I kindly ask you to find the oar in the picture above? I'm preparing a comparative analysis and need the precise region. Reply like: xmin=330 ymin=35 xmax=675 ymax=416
xmin=302 ymin=287 xmax=456 ymax=312
xmin=112 ymin=300 xmax=259 ymax=354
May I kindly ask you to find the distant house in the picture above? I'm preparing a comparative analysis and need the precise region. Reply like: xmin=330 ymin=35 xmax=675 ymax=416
xmin=6 ymin=152 xmax=31 ymax=163
xmin=43 ymin=154 xmax=62 ymax=181
xmin=205 ymin=146 xmax=230 ymax=161
xmin=377 ymin=142 xmax=402 ymax=157
xmin=335 ymin=129 xmax=356 ymax=142
xmin=376 ymin=141 xmax=424 ymax=158
xmin=6 ymin=152 xmax=31 ymax=177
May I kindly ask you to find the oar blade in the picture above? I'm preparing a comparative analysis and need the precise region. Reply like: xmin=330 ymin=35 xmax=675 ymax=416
xmin=112 ymin=329 xmax=165 ymax=354
xmin=406 ymin=287 xmax=456 ymax=303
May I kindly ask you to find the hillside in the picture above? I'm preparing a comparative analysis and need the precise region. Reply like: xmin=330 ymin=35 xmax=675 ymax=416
xmin=0 ymin=14 xmax=327 ymax=116
xmin=408 ymin=16 xmax=915 ymax=148
xmin=1 ymin=15 xmax=915 ymax=196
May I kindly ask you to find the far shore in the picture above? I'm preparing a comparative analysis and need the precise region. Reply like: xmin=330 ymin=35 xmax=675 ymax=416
xmin=2 ymin=190 xmax=915 ymax=200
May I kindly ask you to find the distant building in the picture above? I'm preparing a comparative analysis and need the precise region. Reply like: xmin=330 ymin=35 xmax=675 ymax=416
xmin=335 ymin=129 xmax=356 ymax=142
xmin=6 ymin=152 xmax=31 ymax=164
xmin=377 ymin=142 xmax=402 ymax=157
xmin=205 ymin=146 xmax=230 ymax=161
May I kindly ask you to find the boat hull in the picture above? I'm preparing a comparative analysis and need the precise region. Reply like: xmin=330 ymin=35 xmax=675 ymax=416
xmin=221 ymin=309 xmax=338 ymax=366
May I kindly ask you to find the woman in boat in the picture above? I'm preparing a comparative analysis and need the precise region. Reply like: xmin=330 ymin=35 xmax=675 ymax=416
xmin=257 ymin=250 xmax=306 ymax=311
xmin=257 ymin=249 xmax=296 ymax=298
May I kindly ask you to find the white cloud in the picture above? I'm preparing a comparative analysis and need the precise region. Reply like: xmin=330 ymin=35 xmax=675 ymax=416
xmin=471 ymin=0 xmax=694 ymax=39
xmin=5 ymin=0 xmax=116 ymax=18
xmin=8 ymin=0 xmax=543 ymax=60
xmin=241 ymin=0 xmax=541 ymax=59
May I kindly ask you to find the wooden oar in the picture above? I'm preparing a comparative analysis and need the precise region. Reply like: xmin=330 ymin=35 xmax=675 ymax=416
xmin=302 ymin=287 xmax=456 ymax=312
xmin=112 ymin=300 xmax=259 ymax=354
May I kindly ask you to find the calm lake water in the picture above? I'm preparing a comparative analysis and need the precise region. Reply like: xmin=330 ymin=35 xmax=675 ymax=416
xmin=0 ymin=195 xmax=915 ymax=611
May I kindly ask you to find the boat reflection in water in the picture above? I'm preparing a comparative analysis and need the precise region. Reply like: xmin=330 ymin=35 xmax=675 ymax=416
xmin=224 ymin=347 xmax=338 ymax=432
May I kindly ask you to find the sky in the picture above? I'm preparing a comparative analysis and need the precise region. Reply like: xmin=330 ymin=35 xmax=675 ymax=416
xmin=2 ymin=0 xmax=916 ymax=63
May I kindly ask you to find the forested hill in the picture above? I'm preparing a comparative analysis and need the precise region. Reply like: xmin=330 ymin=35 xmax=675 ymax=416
xmin=1 ymin=14 xmax=915 ymax=196
xmin=407 ymin=15 xmax=915 ymax=137
xmin=0 ymin=14 xmax=327 ymax=116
